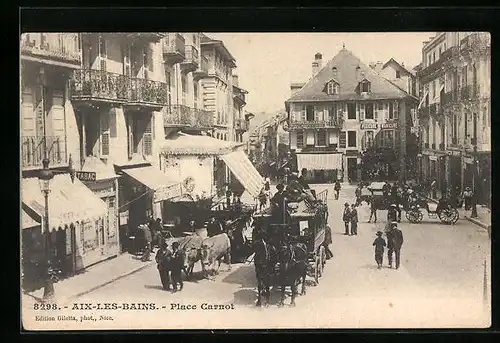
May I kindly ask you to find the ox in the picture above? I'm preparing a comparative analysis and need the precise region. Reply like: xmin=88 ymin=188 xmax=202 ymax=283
xmin=178 ymin=235 xmax=205 ymax=278
xmin=200 ymin=233 xmax=232 ymax=277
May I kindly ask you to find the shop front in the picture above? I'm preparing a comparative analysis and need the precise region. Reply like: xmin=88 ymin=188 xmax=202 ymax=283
xmin=295 ymin=153 xmax=343 ymax=183
xmin=21 ymin=173 xmax=108 ymax=279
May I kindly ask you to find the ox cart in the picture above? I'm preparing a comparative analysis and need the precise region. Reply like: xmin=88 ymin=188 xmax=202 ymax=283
xmin=251 ymin=189 xmax=329 ymax=307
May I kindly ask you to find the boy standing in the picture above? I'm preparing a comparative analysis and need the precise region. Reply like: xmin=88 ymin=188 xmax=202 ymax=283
xmin=170 ymin=241 xmax=184 ymax=292
xmin=373 ymin=231 xmax=386 ymax=269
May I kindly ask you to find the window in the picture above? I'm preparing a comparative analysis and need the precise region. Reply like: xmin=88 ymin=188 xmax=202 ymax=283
xmin=472 ymin=63 xmax=477 ymax=95
xmin=123 ymin=44 xmax=131 ymax=76
xmin=347 ymin=103 xmax=356 ymax=120
xmin=347 ymin=130 xmax=357 ymax=148
xmin=360 ymin=81 xmax=371 ymax=93
xmin=317 ymin=130 xmax=327 ymax=146
xmin=314 ymin=106 xmax=324 ymax=121
xmin=339 ymin=131 xmax=347 ymax=149
xmin=383 ymin=130 xmax=395 ymax=148
xmin=326 ymin=81 xmax=339 ymax=95
xmin=365 ymin=103 xmax=374 ymax=120
xmin=365 ymin=130 xmax=374 ymax=149
xmin=396 ymin=70 xmax=401 ymax=79
xmin=99 ymin=35 xmax=107 ymax=71
xmin=432 ymin=52 xmax=436 ymax=64
xmin=358 ymin=103 xmax=365 ymax=120
xmin=432 ymin=80 xmax=436 ymax=99
xmin=194 ymin=82 xmax=199 ymax=107
xmin=306 ymin=105 xmax=314 ymax=121
xmin=100 ymin=113 xmax=110 ymax=157
xmin=462 ymin=65 xmax=468 ymax=86
xmin=296 ymin=131 xmax=304 ymax=148
xmin=143 ymin=117 xmax=153 ymax=156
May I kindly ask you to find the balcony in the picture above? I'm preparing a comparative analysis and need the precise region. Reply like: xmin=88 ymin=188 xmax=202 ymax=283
xmin=71 ymin=70 xmax=168 ymax=109
xmin=235 ymin=118 xmax=249 ymax=132
xmin=124 ymin=33 xmax=165 ymax=43
xmin=163 ymin=33 xmax=185 ymax=64
xmin=21 ymin=33 xmax=81 ymax=68
xmin=180 ymin=45 xmax=199 ymax=73
xmin=21 ymin=136 xmax=67 ymax=170
xmin=71 ymin=69 xmax=130 ymax=104
xmin=441 ymin=90 xmax=459 ymax=106
xmin=163 ymin=105 xmax=214 ymax=128
xmin=129 ymin=78 xmax=168 ymax=109
xmin=193 ymin=55 xmax=209 ymax=81
xmin=289 ymin=116 xmax=343 ymax=129
xmin=418 ymin=47 xmax=458 ymax=80
xmin=460 ymin=33 xmax=491 ymax=54
xmin=460 ymin=85 xmax=480 ymax=100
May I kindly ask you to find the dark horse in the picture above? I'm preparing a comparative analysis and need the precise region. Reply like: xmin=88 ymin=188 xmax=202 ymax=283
xmin=277 ymin=241 xmax=308 ymax=307
xmin=252 ymin=237 xmax=277 ymax=307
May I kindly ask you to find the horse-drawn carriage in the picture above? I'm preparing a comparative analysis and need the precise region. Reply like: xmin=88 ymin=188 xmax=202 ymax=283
xmin=405 ymin=197 xmax=459 ymax=225
xmin=251 ymin=189 xmax=329 ymax=307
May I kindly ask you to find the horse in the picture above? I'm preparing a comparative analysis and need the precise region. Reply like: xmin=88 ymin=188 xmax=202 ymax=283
xmin=252 ymin=236 xmax=277 ymax=307
xmin=276 ymin=241 xmax=308 ymax=307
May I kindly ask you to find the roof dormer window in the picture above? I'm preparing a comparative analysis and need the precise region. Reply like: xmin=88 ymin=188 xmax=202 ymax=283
xmin=358 ymin=79 xmax=371 ymax=93
xmin=325 ymin=80 xmax=339 ymax=95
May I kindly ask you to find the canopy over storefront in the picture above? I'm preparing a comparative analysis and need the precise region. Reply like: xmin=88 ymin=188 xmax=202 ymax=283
xmin=221 ymin=150 xmax=264 ymax=199
xmin=121 ymin=165 xmax=182 ymax=203
xmin=296 ymin=153 xmax=343 ymax=171
xmin=162 ymin=132 xmax=243 ymax=156
xmin=22 ymin=206 xmax=40 ymax=230
xmin=21 ymin=174 xmax=107 ymax=232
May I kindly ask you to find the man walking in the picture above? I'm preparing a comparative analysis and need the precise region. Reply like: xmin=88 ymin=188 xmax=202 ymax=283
xmin=334 ymin=179 xmax=341 ymax=200
xmin=355 ymin=185 xmax=363 ymax=206
xmin=390 ymin=183 xmax=402 ymax=222
xmin=350 ymin=204 xmax=358 ymax=236
xmin=155 ymin=242 xmax=172 ymax=290
xmin=386 ymin=222 xmax=404 ymax=269
xmin=141 ymin=224 xmax=153 ymax=262
xmin=342 ymin=203 xmax=351 ymax=235
xmin=368 ymin=196 xmax=378 ymax=223
xmin=323 ymin=225 xmax=333 ymax=259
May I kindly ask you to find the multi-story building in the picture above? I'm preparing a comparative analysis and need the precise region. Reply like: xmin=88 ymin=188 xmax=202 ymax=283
xmin=417 ymin=32 xmax=491 ymax=206
xmin=285 ymin=49 xmax=418 ymax=183
xmin=375 ymin=59 xmax=417 ymax=97
xmin=199 ymin=34 xmax=237 ymax=142
xmin=232 ymin=75 xmax=252 ymax=143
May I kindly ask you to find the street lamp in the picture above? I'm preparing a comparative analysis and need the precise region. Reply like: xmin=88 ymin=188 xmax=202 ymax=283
xmin=39 ymin=157 xmax=55 ymax=301
xmin=471 ymin=145 xmax=479 ymax=218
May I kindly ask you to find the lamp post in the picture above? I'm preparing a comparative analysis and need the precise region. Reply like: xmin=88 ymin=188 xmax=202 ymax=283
xmin=39 ymin=157 xmax=55 ymax=301
xmin=471 ymin=145 xmax=479 ymax=218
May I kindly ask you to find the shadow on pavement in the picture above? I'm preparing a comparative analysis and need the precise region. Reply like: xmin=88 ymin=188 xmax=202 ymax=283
xmin=360 ymin=264 xmax=379 ymax=270
xmin=221 ymin=264 xmax=257 ymax=288
xmin=233 ymin=287 xmax=296 ymax=308
xmin=144 ymin=284 xmax=165 ymax=291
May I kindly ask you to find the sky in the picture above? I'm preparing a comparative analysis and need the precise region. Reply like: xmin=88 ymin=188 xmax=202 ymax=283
xmin=209 ymin=32 xmax=436 ymax=114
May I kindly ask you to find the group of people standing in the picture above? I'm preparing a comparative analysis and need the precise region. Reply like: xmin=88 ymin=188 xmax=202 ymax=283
xmin=342 ymin=203 xmax=359 ymax=236
xmin=373 ymin=222 xmax=404 ymax=270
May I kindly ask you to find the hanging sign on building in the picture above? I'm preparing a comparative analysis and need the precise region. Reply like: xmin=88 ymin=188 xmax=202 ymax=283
xmin=380 ymin=122 xmax=399 ymax=129
xmin=76 ymin=171 xmax=97 ymax=182
xmin=361 ymin=122 xmax=377 ymax=130
xmin=154 ymin=184 xmax=183 ymax=203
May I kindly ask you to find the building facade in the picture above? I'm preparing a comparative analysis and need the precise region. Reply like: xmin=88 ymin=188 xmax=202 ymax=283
xmin=416 ymin=32 xmax=491 ymax=206
xmin=285 ymin=49 xmax=418 ymax=183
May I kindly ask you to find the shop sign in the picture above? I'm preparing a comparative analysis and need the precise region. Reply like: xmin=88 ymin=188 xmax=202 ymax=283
xmin=154 ymin=184 xmax=182 ymax=203
xmin=76 ymin=171 xmax=97 ymax=182
xmin=119 ymin=211 xmax=129 ymax=225
xmin=361 ymin=122 xmax=377 ymax=130
xmin=380 ymin=122 xmax=399 ymax=129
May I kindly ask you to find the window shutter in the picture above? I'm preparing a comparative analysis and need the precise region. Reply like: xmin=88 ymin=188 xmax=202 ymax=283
xmin=374 ymin=103 xmax=379 ymax=121
xmin=339 ymin=131 xmax=346 ymax=148
xmin=143 ymin=118 xmax=153 ymax=156
xmin=301 ymin=109 xmax=306 ymax=122
xmin=360 ymin=103 xmax=365 ymax=121
xmin=100 ymin=111 xmax=110 ymax=156
xmin=356 ymin=102 xmax=360 ymax=120
xmin=389 ymin=102 xmax=394 ymax=119
xmin=148 ymin=47 xmax=154 ymax=72
xmin=127 ymin=116 xmax=134 ymax=158
xmin=21 ymin=89 xmax=35 ymax=137
xmin=35 ymin=86 xmax=44 ymax=138
xmin=394 ymin=101 xmax=399 ymax=119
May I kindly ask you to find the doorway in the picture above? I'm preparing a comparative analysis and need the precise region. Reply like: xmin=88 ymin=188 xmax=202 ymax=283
xmin=347 ymin=157 xmax=358 ymax=182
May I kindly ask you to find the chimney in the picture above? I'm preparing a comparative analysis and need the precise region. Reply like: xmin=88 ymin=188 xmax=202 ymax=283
xmin=312 ymin=52 xmax=323 ymax=76
xmin=355 ymin=65 xmax=361 ymax=80
xmin=232 ymin=75 xmax=239 ymax=87
xmin=290 ymin=82 xmax=305 ymax=97
xmin=369 ymin=62 xmax=376 ymax=70
xmin=332 ymin=67 xmax=338 ymax=79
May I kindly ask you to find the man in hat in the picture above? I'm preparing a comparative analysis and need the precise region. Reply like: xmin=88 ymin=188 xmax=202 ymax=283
xmin=463 ymin=186 xmax=473 ymax=211
xmin=373 ymin=231 xmax=386 ymax=269
xmin=350 ymin=204 xmax=358 ymax=236
xmin=323 ymin=225 xmax=333 ymax=260
xmin=368 ymin=196 xmax=378 ymax=223
xmin=387 ymin=203 xmax=398 ymax=223
xmin=342 ymin=203 xmax=351 ymax=235
xmin=334 ymin=179 xmax=341 ymax=200
xmin=298 ymin=168 xmax=311 ymax=190
xmin=390 ymin=183 xmax=402 ymax=222
xmin=271 ymin=183 xmax=288 ymax=223
xmin=386 ymin=222 xmax=404 ymax=269
xmin=155 ymin=241 xmax=172 ymax=290
xmin=170 ymin=241 xmax=184 ymax=292
xmin=141 ymin=224 xmax=153 ymax=262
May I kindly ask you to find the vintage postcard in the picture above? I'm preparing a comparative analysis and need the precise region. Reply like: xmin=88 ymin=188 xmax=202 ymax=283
xmin=20 ymin=32 xmax=491 ymax=330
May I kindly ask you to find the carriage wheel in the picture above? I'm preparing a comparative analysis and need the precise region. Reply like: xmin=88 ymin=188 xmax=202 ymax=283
xmin=450 ymin=208 xmax=459 ymax=224
xmin=407 ymin=210 xmax=422 ymax=224
xmin=320 ymin=245 xmax=327 ymax=271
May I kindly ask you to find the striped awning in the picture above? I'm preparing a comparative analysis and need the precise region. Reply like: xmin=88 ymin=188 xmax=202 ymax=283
xmin=221 ymin=150 xmax=264 ymax=198
xmin=122 ymin=166 xmax=182 ymax=203
xmin=21 ymin=174 xmax=107 ymax=232
xmin=22 ymin=207 xmax=40 ymax=230
xmin=296 ymin=153 xmax=343 ymax=171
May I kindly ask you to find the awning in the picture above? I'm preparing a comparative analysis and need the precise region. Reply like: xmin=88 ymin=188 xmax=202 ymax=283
xmin=220 ymin=150 xmax=264 ymax=198
xmin=418 ymin=91 xmax=429 ymax=109
xmin=296 ymin=153 xmax=343 ymax=171
xmin=21 ymin=174 xmax=107 ymax=232
xmin=122 ymin=166 xmax=182 ymax=203
xmin=22 ymin=207 xmax=40 ymax=230
xmin=162 ymin=132 xmax=242 ymax=156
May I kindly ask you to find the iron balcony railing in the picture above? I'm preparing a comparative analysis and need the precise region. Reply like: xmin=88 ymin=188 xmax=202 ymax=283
xmin=163 ymin=33 xmax=186 ymax=62
xmin=439 ymin=143 xmax=445 ymax=151
xmin=21 ymin=33 xmax=81 ymax=65
xmin=460 ymin=33 xmax=491 ymax=52
xmin=460 ymin=85 xmax=480 ymax=100
xmin=71 ymin=69 xmax=168 ymax=106
xmin=418 ymin=46 xmax=459 ymax=80
xmin=163 ymin=104 xmax=214 ymax=128
xmin=21 ymin=135 xmax=67 ymax=169
xmin=183 ymin=45 xmax=199 ymax=65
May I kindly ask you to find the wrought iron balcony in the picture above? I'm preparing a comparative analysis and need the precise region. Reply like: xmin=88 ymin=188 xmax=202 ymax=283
xmin=418 ymin=46 xmax=458 ymax=80
xmin=129 ymin=78 xmax=168 ymax=108
xmin=441 ymin=90 xmax=459 ymax=106
xmin=163 ymin=33 xmax=185 ymax=64
xmin=21 ymin=135 xmax=67 ymax=170
xmin=71 ymin=69 xmax=130 ymax=104
xmin=460 ymin=33 xmax=491 ymax=53
xmin=180 ymin=45 xmax=199 ymax=73
xmin=193 ymin=55 xmax=209 ymax=81
xmin=429 ymin=103 xmax=438 ymax=116
xmin=289 ymin=116 xmax=343 ymax=129
xmin=235 ymin=118 xmax=249 ymax=132
xmin=460 ymin=85 xmax=480 ymax=100
xmin=163 ymin=104 xmax=214 ymax=128
xmin=21 ymin=33 xmax=81 ymax=67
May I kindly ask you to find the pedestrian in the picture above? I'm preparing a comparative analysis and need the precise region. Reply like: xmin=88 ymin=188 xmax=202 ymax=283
xmin=226 ymin=189 xmax=233 ymax=209
xmin=368 ymin=196 xmax=378 ymax=223
xmin=342 ymin=203 xmax=351 ymax=235
xmin=387 ymin=204 xmax=398 ymax=223
xmin=141 ymin=224 xmax=153 ymax=262
xmin=334 ymin=179 xmax=341 ymax=200
xmin=463 ymin=186 xmax=473 ymax=211
xmin=151 ymin=218 xmax=163 ymax=249
xmin=155 ymin=241 xmax=172 ymax=290
xmin=170 ymin=241 xmax=184 ymax=292
xmin=323 ymin=225 xmax=333 ymax=260
xmin=382 ymin=181 xmax=391 ymax=198
xmin=390 ymin=183 xmax=402 ymax=222
xmin=350 ymin=204 xmax=358 ymax=236
xmin=373 ymin=231 xmax=386 ymax=269
xmin=386 ymin=222 xmax=404 ymax=269
xmin=355 ymin=185 xmax=362 ymax=206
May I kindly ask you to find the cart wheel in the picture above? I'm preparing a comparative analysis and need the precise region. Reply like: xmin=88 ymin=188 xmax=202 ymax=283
xmin=407 ymin=210 xmax=422 ymax=223
xmin=320 ymin=245 xmax=326 ymax=272
xmin=450 ymin=208 xmax=459 ymax=224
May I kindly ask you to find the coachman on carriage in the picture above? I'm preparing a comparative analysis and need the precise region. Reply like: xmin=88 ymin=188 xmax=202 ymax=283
xmin=251 ymin=171 xmax=330 ymax=307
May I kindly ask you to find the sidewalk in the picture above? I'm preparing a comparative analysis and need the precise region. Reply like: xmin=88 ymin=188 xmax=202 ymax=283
xmin=428 ymin=197 xmax=491 ymax=231
xmin=22 ymin=253 xmax=155 ymax=306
